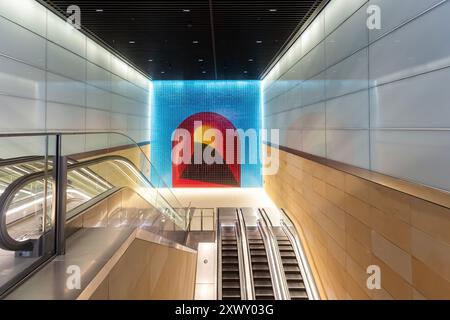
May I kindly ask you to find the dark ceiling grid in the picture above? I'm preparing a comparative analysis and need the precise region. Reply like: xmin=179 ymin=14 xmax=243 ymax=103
xmin=44 ymin=0 xmax=323 ymax=80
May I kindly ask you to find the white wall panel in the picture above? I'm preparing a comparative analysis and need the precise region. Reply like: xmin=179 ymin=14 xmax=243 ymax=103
xmin=302 ymin=72 xmax=325 ymax=106
xmin=47 ymin=73 xmax=85 ymax=106
xmin=87 ymin=62 xmax=111 ymax=91
xmin=46 ymin=102 xmax=85 ymax=130
xmin=111 ymin=74 xmax=129 ymax=97
xmin=0 ymin=0 xmax=152 ymax=146
xmin=110 ymin=113 xmax=128 ymax=130
xmin=282 ymin=40 xmax=303 ymax=74
xmin=0 ymin=55 xmax=45 ymax=100
xmin=301 ymin=129 xmax=326 ymax=157
xmin=0 ymin=95 xmax=45 ymax=131
xmin=326 ymin=49 xmax=368 ymax=99
xmin=127 ymin=115 xmax=141 ymax=131
xmin=284 ymin=130 xmax=302 ymax=151
xmin=325 ymin=5 xmax=368 ymax=68
xmin=111 ymin=55 xmax=129 ymax=79
xmin=263 ymin=0 xmax=450 ymax=191
xmin=0 ymin=16 xmax=46 ymax=68
xmin=371 ymin=130 xmax=450 ymax=190
xmin=326 ymin=90 xmax=369 ymax=128
xmin=0 ymin=0 xmax=47 ymax=36
xmin=301 ymin=12 xmax=324 ymax=56
xmin=300 ymin=102 xmax=325 ymax=129
xmin=368 ymin=0 xmax=442 ymax=41
xmin=85 ymin=133 xmax=109 ymax=152
xmin=324 ymin=0 xmax=368 ymax=36
xmin=369 ymin=1 xmax=450 ymax=85
xmin=47 ymin=13 xmax=86 ymax=58
xmin=86 ymin=39 xmax=111 ymax=71
xmin=371 ymin=67 xmax=450 ymax=128
xmin=302 ymin=42 xmax=326 ymax=79
xmin=47 ymin=42 xmax=86 ymax=82
xmin=326 ymin=130 xmax=370 ymax=168
xmin=0 ymin=136 xmax=47 ymax=159
xmin=86 ymin=108 xmax=110 ymax=130
xmin=86 ymin=85 xmax=112 ymax=111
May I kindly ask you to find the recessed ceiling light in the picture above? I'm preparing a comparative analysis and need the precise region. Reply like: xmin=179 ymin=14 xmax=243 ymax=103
xmin=256 ymin=40 xmax=263 ymax=44
xmin=269 ymin=9 xmax=277 ymax=12
xmin=183 ymin=9 xmax=191 ymax=12
xmin=202 ymin=71 xmax=206 ymax=74
xmin=192 ymin=40 xmax=199 ymax=44
xmin=198 ymin=58 xmax=204 ymax=62
xmin=243 ymin=70 xmax=248 ymax=74
xmin=161 ymin=71 xmax=165 ymax=74
xmin=148 ymin=59 xmax=153 ymax=62
xmin=96 ymin=9 xmax=103 ymax=12
xmin=248 ymin=58 xmax=254 ymax=62
xmin=129 ymin=40 xmax=135 ymax=44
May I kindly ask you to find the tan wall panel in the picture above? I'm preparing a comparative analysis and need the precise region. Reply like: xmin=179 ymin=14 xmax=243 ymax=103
xmin=90 ymin=239 xmax=196 ymax=300
xmin=264 ymin=145 xmax=450 ymax=300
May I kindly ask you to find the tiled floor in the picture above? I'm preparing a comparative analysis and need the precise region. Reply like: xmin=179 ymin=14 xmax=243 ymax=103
xmin=169 ymin=188 xmax=278 ymax=208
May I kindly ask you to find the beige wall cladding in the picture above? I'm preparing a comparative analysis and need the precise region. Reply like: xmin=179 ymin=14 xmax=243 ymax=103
xmin=263 ymin=145 xmax=450 ymax=300
xmin=90 ymin=239 xmax=196 ymax=300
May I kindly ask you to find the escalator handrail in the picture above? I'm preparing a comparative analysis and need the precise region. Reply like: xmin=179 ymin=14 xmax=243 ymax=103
xmin=0 ymin=156 xmax=46 ymax=168
xmin=0 ymin=155 xmax=183 ymax=252
xmin=0 ymin=131 xmax=184 ymax=211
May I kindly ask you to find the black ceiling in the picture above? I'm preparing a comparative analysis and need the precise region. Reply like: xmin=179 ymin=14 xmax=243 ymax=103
xmin=43 ymin=0 xmax=323 ymax=80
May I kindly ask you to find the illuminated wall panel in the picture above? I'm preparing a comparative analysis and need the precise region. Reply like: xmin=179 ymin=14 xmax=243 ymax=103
xmin=152 ymin=81 xmax=261 ymax=188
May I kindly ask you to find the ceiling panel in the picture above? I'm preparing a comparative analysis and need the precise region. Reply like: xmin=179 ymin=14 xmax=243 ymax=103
xmin=43 ymin=0 xmax=323 ymax=80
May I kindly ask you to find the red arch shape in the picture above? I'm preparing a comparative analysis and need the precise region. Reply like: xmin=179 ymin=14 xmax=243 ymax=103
xmin=172 ymin=112 xmax=241 ymax=187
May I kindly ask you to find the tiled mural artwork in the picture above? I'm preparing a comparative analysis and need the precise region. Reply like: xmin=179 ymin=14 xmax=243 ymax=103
xmin=152 ymin=81 xmax=262 ymax=188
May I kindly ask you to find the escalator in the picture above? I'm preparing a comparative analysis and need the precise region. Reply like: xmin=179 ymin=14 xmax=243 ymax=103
xmin=217 ymin=207 xmax=319 ymax=301
xmin=272 ymin=227 xmax=308 ymax=300
xmin=220 ymin=225 xmax=241 ymax=300
xmin=0 ymin=132 xmax=190 ymax=298
xmin=246 ymin=226 xmax=274 ymax=300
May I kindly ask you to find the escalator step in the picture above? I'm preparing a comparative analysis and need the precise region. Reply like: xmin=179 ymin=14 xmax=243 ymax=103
xmin=222 ymin=275 xmax=240 ymax=281
xmin=222 ymin=266 xmax=239 ymax=272
xmin=285 ymin=273 xmax=303 ymax=281
xmin=223 ymin=289 xmax=241 ymax=298
xmin=256 ymin=296 xmax=275 ymax=300
xmin=280 ymin=251 xmax=297 ymax=258
xmin=282 ymin=258 xmax=299 ymax=265
xmin=222 ymin=246 xmax=238 ymax=250
xmin=253 ymin=271 xmax=271 ymax=279
xmin=249 ymin=245 xmax=265 ymax=250
xmin=283 ymin=266 xmax=301 ymax=273
xmin=287 ymin=281 xmax=306 ymax=290
xmin=252 ymin=264 xmax=270 ymax=271
xmin=248 ymin=239 xmax=264 ymax=243
xmin=222 ymin=283 xmax=240 ymax=289
xmin=250 ymin=250 xmax=267 ymax=257
xmin=222 ymin=252 xmax=238 ymax=258
xmin=254 ymin=280 xmax=273 ymax=288
xmin=290 ymin=290 xmax=308 ymax=300
xmin=251 ymin=257 xmax=268 ymax=263
xmin=278 ymin=245 xmax=294 ymax=250
xmin=255 ymin=288 xmax=274 ymax=296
